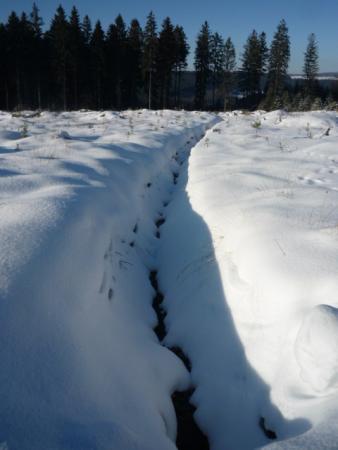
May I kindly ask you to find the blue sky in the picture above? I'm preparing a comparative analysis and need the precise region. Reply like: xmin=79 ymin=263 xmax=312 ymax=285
xmin=0 ymin=0 xmax=337 ymax=73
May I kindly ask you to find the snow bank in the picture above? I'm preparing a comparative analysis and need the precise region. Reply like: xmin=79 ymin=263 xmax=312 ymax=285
xmin=158 ymin=111 xmax=338 ymax=449
xmin=295 ymin=304 xmax=338 ymax=393
xmin=0 ymin=110 xmax=216 ymax=450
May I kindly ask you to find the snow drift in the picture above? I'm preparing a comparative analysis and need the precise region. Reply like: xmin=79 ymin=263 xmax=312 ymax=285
xmin=160 ymin=110 xmax=338 ymax=449
xmin=0 ymin=110 xmax=217 ymax=450
xmin=1 ymin=108 xmax=338 ymax=450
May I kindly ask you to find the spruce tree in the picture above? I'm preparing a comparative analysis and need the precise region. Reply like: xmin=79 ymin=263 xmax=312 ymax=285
xmin=115 ymin=15 xmax=128 ymax=108
xmin=143 ymin=11 xmax=158 ymax=109
xmin=194 ymin=21 xmax=211 ymax=109
xmin=241 ymin=30 xmax=264 ymax=101
xmin=210 ymin=32 xmax=225 ymax=108
xmin=157 ymin=17 xmax=176 ymax=108
xmin=19 ymin=12 xmax=35 ymax=107
xmin=81 ymin=15 xmax=92 ymax=106
xmin=90 ymin=21 xmax=106 ymax=109
xmin=5 ymin=11 xmax=36 ymax=109
xmin=259 ymin=32 xmax=269 ymax=74
xmin=126 ymin=19 xmax=143 ymax=107
xmin=223 ymin=37 xmax=236 ymax=111
xmin=30 ymin=3 xmax=44 ymax=109
xmin=30 ymin=3 xmax=43 ymax=40
xmin=0 ymin=23 xmax=9 ymax=109
xmin=303 ymin=33 xmax=319 ymax=98
xmin=47 ymin=5 xmax=70 ymax=110
xmin=266 ymin=19 xmax=290 ymax=109
xmin=69 ymin=6 xmax=85 ymax=109
xmin=106 ymin=14 xmax=128 ymax=108
xmin=173 ymin=25 xmax=189 ymax=107
xmin=82 ymin=15 xmax=92 ymax=45
xmin=6 ymin=12 xmax=23 ymax=108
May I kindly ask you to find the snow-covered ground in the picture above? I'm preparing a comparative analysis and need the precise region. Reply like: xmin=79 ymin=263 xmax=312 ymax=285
xmin=0 ymin=110 xmax=217 ymax=450
xmin=161 ymin=110 xmax=338 ymax=449
xmin=1 ymin=109 xmax=338 ymax=450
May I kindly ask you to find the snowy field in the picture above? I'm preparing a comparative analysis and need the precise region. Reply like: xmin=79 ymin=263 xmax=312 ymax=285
xmin=0 ymin=109 xmax=338 ymax=450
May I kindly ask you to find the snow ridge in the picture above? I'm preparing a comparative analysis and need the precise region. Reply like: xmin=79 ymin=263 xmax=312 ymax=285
xmin=0 ymin=110 xmax=217 ymax=450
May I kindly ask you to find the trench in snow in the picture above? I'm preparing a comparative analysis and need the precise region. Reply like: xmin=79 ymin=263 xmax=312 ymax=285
xmin=134 ymin=129 xmax=279 ymax=449
xmin=149 ymin=148 xmax=209 ymax=450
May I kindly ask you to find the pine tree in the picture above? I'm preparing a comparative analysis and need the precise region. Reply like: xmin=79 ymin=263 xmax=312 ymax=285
xmin=266 ymin=19 xmax=290 ymax=109
xmin=194 ymin=21 xmax=211 ymax=109
xmin=173 ymin=25 xmax=189 ymax=107
xmin=210 ymin=32 xmax=225 ymax=108
xmin=223 ymin=37 xmax=236 ymax=111
xmin=90 ymin=21 xmax=106 ymax=109
xmin=157 ymin=17 xmax=176 ymax=108
xmin=143 ymin=11 xmax=158 ymax=109
xmin=303 ymin=33 xmax=319 ymax=98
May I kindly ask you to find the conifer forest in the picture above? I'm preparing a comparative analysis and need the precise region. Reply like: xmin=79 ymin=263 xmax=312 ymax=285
xmin=0 ymin=4 xmax=336 ymax=111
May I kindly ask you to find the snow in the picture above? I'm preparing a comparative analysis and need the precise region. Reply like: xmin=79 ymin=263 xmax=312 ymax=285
xmin=1 ymin=108 xmax=338 ymax=449
xmin=0 ymin=109 xmax=217 ymax=450
xmin=157 ymin=110 xmax=338 ymax=449
xmin=290 ymin=75 xmax=338 ymax=81
xmin=295 ymin=304 xmax=338 ymax=393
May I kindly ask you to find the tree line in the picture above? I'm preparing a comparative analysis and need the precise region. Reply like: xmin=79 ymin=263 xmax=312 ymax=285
xmin=194 ymin=20 xmax=329 ymax=111
xmin=0 ymin=4 xmax=189 ymax=110
xmin=0 ymin=4 xmax=333 ymax=111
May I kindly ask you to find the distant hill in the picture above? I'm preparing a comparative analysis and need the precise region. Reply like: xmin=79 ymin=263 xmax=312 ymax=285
xmin=176 ymin=71 xmax=337 ymax=108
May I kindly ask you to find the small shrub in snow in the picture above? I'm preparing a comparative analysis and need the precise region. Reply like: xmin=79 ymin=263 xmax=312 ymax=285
xmin=251 ymin=119 xmax=261 ymax=134
xmin=305 ymin=122 xmax=312 ymax=139
xmin=311 ymin=97 xmax=322 ymax=111
xmin=128 ymin=117 xmax=134 ymax=134
xmin=19 ymin=123 xmax=29 ymax=138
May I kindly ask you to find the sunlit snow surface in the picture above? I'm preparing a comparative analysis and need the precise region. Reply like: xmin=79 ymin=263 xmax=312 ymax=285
xmin=170 ymin=110 xmax=338 ymax=449
xmin=0 ymin=109 xmax=338 ymax=449
xmin=0 ymin=110 xmax=216 ymax=450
